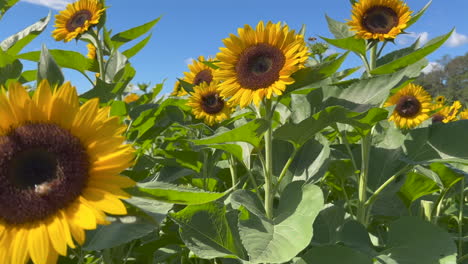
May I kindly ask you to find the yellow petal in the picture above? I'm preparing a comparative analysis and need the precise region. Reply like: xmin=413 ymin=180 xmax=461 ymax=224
xmin=46 ymin=213 xmax=69 ymax=256
xmin=66 ymin=198 xmax=97 ymax=230
xmin=28 ymin=222 xmax=50 ymax=264
xmin=83 ymin=188 xmax=128 ymax=215
xmin=11 ymin=227 xmax=29 ymax=264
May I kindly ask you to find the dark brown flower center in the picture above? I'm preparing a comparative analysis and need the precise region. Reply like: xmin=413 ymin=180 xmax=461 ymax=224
xmin=201 ymin=92 xmax=225 ymax=114
xmin=193 ymin=69 xmax=213 ymax=86
xmin=432 ymin=114 xmax=445 ymax=123
xmin=395 ymin=95 xmax=421 ymax=118
xmin=66 ymin=10 xmax=92 ymax=32
xmin=362 ymin=6 xmax=399 ymax=34
xmin=235 ymin=43 xmax=286 ymax=90
xmin=0 ymin=123 xmax=89 ymax=225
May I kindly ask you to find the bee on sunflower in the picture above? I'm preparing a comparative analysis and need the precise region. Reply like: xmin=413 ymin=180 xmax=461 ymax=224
xmin=384 ymin=83 xmax=432 ymax=129
xmin=215 ymin=21 xmax=309 ymax=108
xmin=52 ymin=0 xmax=105 ymax=42
xmin=186 ymin=82 xmax=232 ymax=126
xmin=347 ymin=0 xmax=412 ymax=41
xmin=0 ymin=81 xmax=135 ymax=264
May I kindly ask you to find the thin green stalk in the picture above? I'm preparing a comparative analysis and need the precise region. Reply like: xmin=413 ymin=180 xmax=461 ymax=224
xmin=458 ymin=177 xmax=465 ymax=257
xmin=80 ymin=71 xmax=95 ymax=85
xmin=228 ymin=154 xmax=238 ymax=190
xmin=202 ymin=151 xmax=208 ymax=190
xmin=364 ymin=166 xmax=410 ymax=207
xmin=340 ymin=178 xmax=355 ymax=219
xmin=458 ymin=253 xmax=468 ymax=263
xmin=263 ymin=99 xmax=274 ymax=219
xmin=357 ymin=134 xmax=371 ymax=225
xmin=275 ymin=148 xmax=298 ymax=191
xmin=359 ymin=54 xmax=372 ymax=77
xmin=369 ymin=41 xmax=378 ymax=71
xmin=123 ymin=241 xmax=136 ymax=264
xmin=88 ymin=29 xmax=106 ymax=79
xmin=376 ymin=41 xmax=387 ymax=58
xmin=336 ymin=127 xmax=358 ymax=172
xmin=247 ymin=170 xmax=264 ymax=203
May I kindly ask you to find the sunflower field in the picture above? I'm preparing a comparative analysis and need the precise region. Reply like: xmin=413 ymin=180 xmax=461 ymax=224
xmin=1 ymin=0 xmax=468 ymax=263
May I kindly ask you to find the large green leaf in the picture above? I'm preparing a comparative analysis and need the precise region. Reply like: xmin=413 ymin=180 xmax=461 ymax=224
xmin=83 ymin=216 xmax=155 ymax=251
xmin=321 ymin=36 xmax=366 ymax=56
xmin=122 ymin=33 xmax=152 ymax=58
xmin=371 ymin=30 xmax=453 ymax=75
xmin=233 ymin=181 xmax=324 ymax=263
xmin=274 ymin=106 xmax=388 ymax=147
xmin=377 ymin=217 xmax=457 ymax=264
xmin=37 ymin=45 xmax=64 ymax=88
xmin=0 ymin=51 xmax=22 ymax=84
xmin=171 ymin=202 xmax=248 ymax=259
xmin=135 ymin=181 xmax=229 ymax=205
xmin=191 ymin=119 xmax=269 ymax=148
xmin=325 ymin=15 xmax=354 ymax=39
xmin=398 ymin=171 xmax=440 ymax=208
xmin=299 ymin=245 xmax=373 ymax=264
xmin=19 ymin=49 xmax=93 ymax=73
xmin=125 ymin=197 xmax=173 ymax=224
xmin=1 ymin=12 xmax=50 ymax=55
xmin=111 ymin=17 xmax=160 ymax=48
xmin=429 ymin=162 xmax=464 ymax=189
xmin=312 ymin=205 xmax=346 ymax=245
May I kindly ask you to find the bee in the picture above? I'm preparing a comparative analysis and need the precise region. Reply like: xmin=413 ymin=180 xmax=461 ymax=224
xmin=35 ymin=182 xmax=54 ymax=196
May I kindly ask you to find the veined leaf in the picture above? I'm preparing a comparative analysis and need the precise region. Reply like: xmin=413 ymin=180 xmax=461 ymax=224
xmin=136 ymin=181 xmax=229 ymax=205
xmin=2 ymin=12 xmax=50 ymax=55
xmin=171 ymin=202 xmax=248 ymax=259
xmin=371 ymin=30 xmax=453 ymax=75
xmin=111 ymin=17 xmax=160 ymax=48
xmin=18 ymin=49 xmax=93 ymax=73
xmin=321 ymin=36 xmax=366 ymax=56
xmin=325 ymin=15 xmax=354 ymax=39
xmin=398 ymin=171 xmax=440 ymax=207
xmin=37 ymin=45 xmax=64 ymax=88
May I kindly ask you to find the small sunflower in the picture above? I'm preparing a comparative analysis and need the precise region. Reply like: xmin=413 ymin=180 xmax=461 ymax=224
xmin=435 ymin=95 xmax=446 ymax=105
xmin=187 ymin=82 xmax=232 ymax=126
xmin=432 ymin=100 xmax=462 ymax=124
xmin=124 ymin=93 xmax=139 ymax=104
xmin=215 ymin=21 xmax=309 ymax=108
xmin=384 ymin=83 xmax=432 ymax=129
xmin=183 ymin=56 xmax=216 ymax=86
xmin=347 ymin=0 xmax=412 ymax=41
xmin=86 ymin=43 xmax=96 ymax=59
xmin=52 ymin=0 xmax=105 ymax=42
xmin=0 ymin=81 xmax=135 ymax=263
xmin=459 ymin=109 xmax=468 ymax=120
xmin=171 ymin=80 xmax=188 ymax=97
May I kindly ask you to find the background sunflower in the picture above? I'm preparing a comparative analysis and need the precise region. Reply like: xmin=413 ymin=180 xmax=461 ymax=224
xmin=347 ymin=0 xmax=412 ymax=41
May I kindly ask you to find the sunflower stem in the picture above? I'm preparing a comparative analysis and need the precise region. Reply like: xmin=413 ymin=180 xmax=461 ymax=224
xmin=458 ymin=177 xmax=465 ymax=258
xmin=275 ymin=148 xmax=298 ymax=192
xmin=357 ymin=133 xmax=371 ymax=225
xmin=263 ymin=99 xmax=274 ymax=219
xmin=89 ymin=29 xmax=106 ymax=81
xmin=228 ymin=154 xmax=238 ymax=190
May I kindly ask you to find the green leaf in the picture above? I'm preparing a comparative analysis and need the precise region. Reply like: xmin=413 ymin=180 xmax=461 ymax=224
xmin=83 ymin=216 xmax=155 ymax=251
xmin=233 ymin=181 xmax=324 ymax=263
xmin=37 ymin=45 xmax=64 ymax=88
xmin=371 ymin=30 xmax=453 ymax=75
xmin=136 ymin=181 xmax=229 ymax=205
xmin=274 ymin=106 xmax=388 ymax=147
xmin=378 ymin=217 xmax=457 ymax=264
xmin=312 ymin=205 xmax=346 ymax=245
xmin=122 ymin=33 xmax=152 ymax=58
xmin=80 ymin=78 xmax=116 ymax=102
xmin=407 ymin=0 xmax=432 ymax=28
xmin=0 ymin=52 xmax=22 ymax=84
xmin=321 ymin=36 xmax=366 ymax=56
xmin=325 ymin=15 xmax=354 ymax=39
xmin=287 ymin=52 xmax=348 ymax=93
xmin=125 ymin=197 xmax=173 ymax=224
xmin=338 ymin=221 xmax=376 ymax=257
xmin=111 ymin=63 xmax=136 ymax=95
xmin=192 ymin=119 xmax=269 ymax=148
xmin=429 ymin=163 xmax=464 ymax=189
xmin=105 ymin=49 xmax=128 ymax=82
xmin=18 ymin=49 xmax=93 ymax=73
xmin=0 ymin=0 xmax=19 ymax=18
xmin=110 ymin=100 xmax=128 ymax=116
xmin=2 ymin=12 xmax=50 ymax=55
xmin=376 ymin=36 xmax=421 ymax=67
xmin=111 ymin=17 xmax=160 ymax=48
xmin=299 ymin=245 xmax=373 ymax=264
xmin=18 ymin=69 xmax=36 ymax=83
xmin=171 ymin=202 xmax=248 ymax=259
xmin=398 ymin=171 xmax=440 ymax=208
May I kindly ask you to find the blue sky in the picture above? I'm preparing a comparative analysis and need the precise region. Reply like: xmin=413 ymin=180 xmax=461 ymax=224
xmin=2 ymin=0 xmax=468 ymax=94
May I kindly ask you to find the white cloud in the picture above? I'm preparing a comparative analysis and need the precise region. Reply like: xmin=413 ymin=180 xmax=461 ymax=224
xmin=21 ymin=0 xmax=72 ymax=10
xmin=422 ymin=61 xmax=443 ymax=74
xmin=446 ymin=30 xmax=468 ymax=47
xmin=397 ymin=32 xmax=429 ymax=46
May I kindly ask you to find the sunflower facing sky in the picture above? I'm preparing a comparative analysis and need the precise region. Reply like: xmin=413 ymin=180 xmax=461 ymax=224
xmin=52 ymin=0 xmax=105 ymax=42
xmin=347 ymin=0 xmax=412 ymax=41
xmin=384 ymin=83 xmax=432 ymax=129
xmin=215 ymin=21 xmax=309 ymax=108
xmin=0 ymin=81 xmax=135 ymax=263
xmin=186 ymin=82 xmax=232 ymax=126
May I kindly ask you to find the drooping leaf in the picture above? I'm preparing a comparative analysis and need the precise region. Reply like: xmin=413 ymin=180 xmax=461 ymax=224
xmin=136 ymin=181 xmax=229 ymax=205
xmin=111 ymin=17 xmax=160 ymax=48
xmin=233 ymin=181 xmax=324 ymax=263
xmin=171 ymin=202 xmax=248 ymax=259
xmin=2 ymin=12 xmax=50 ymax=55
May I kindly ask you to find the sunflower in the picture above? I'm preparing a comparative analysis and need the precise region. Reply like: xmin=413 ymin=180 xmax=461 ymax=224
xmin=124 ymin=93 xmax=139 ymax=104
xmin=435 ymin=95 xmax=446 ymax=105
xmin=183 ymin=56 xmax=216 ymax=86
xmin=171 ymin=80 xmax=188 ymax=97
xmin=0 ymin=81 xmax=135 ymax=264
xmin=347 ymin=0 xmax=412 ymax=41
xmin=187 ymin=82 xmax=232 ymax=126
xmin=215 ymin=21 xmax=309 ymax=108
xmin=86 ymin=43 xmax=97 ymax=59
xmin=52 ymin=0 xmax=105 ymax=42
xmin=432 ymin=100 xmax=462 ymax=123
xmin=459 ymin=109 xmax=468 ymax=120
xmin=384 ymin=83 xmax=432 ymax=129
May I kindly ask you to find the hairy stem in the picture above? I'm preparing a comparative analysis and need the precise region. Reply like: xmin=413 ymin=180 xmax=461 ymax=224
xmin=263 ymin=99 xmax=274 ymax=219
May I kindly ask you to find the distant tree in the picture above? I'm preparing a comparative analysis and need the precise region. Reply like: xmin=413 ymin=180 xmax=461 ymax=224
xmin=415 ymin=53 xmax=468 ymax=104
